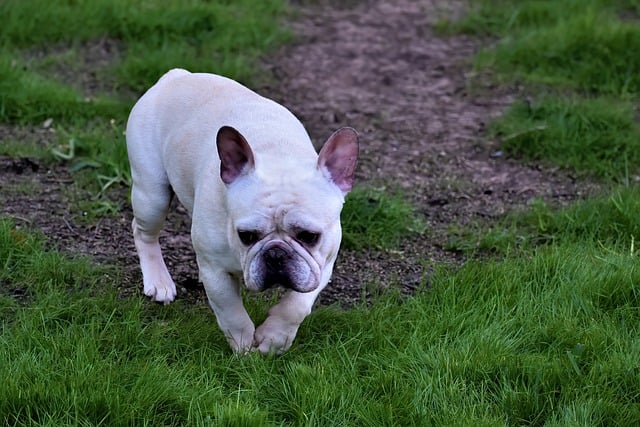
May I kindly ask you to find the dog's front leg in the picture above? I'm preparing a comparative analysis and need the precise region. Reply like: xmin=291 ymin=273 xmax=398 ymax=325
xmin=198 ymin=263 xmax=255 ymax=353
xmin=253 ymin=286 xmax=322 ymax=354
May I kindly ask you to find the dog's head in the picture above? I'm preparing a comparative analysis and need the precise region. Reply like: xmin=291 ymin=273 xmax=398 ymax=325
xmin=216 ymin=126 xmax=358 ymax=293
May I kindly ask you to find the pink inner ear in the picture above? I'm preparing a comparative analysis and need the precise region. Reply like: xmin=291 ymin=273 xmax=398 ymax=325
xmin=318 ymin=127 xmax=359 ymax=193
xmin=216 ymin=126 xmax=255 ymax=185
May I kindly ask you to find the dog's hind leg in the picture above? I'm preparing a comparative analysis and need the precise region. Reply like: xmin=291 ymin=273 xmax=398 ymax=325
xmin=131 ymin=182 xmax=177 ymax=304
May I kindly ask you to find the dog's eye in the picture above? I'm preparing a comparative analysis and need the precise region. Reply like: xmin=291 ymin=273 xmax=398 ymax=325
xmin=296 ymin=230 xmax=320 ymax=246
xmin=238 ymin=230 xmax=260 ymax=246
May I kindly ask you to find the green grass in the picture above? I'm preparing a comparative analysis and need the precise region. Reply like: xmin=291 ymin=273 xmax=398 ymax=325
xmin=450 ymin=186 xmax=640 ymax=255
xmin=0 ymin=0 xmax=290 ymax=211
xmin=0 ymin=138 xmax=54 ymax=160
xmin=442 ymin=0 xmax=640 ymax=181
xmin=2 ymin=217 xmax=639 ymax=425
xmin=54 ymin=120 xmax=132 ymax=194
xmin=0 ymin=54 xmax=126 ymax=125
xmin=448 ymin=0 xmax=640 ymax=96
xmin=341 ymin=188 xmax=427 ymax=250
xmin=3 ymin=0 xmax=640 ymax=424
xmin=488 ymin=96 xmax=640 ymax=180
xmin=0 ymin=0 xmax=290 ymax=96
xmin=480 ymin=11 xmax=640 ymax=96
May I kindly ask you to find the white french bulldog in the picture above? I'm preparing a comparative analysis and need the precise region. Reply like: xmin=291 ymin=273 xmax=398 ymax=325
xmin=126 ymin=69 xmax=358 ymax=354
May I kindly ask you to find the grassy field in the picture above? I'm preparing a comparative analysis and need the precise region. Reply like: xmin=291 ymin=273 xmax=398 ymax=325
xmin=2 ymin=0 xmax=640 ymax=425
xmin=0 ymin=0 xmax=289 ymax=201
xmin=2 ymin=215 xmax=639 ymax=425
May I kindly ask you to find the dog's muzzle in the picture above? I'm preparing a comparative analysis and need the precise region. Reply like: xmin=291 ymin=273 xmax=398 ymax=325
xmin=250 ymin=241 xmax=317 ymax=293
xmin=263 ymin=245 xmax=295 ymax=289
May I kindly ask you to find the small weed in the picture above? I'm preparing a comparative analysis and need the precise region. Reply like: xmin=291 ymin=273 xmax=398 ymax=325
xmin=45 ymin=120 xmax=132 ymax=214
xmin=50 ymin=136 xmax=77 ymax=161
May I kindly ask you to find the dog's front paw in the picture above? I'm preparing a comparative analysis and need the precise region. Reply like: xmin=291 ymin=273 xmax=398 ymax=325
xmin=253 ymin=316 xmax=300 ymax=355
xmin=222 ymin=323 xmax=255 ymax=354
xmin=142 ymin=269 xmax=177 ymax=304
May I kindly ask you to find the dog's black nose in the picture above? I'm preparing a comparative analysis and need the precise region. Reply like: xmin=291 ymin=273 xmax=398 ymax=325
xmin=263 ymin=246 xmax=293 ymax=289
xmin=265 ymin=246 xmax=288 ymax=270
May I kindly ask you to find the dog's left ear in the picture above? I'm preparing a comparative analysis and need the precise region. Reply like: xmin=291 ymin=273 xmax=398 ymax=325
xmin=318 ymin=127 xmax=359 ymax=194
xmin=217 ymin=126 xmax=255 ymax=185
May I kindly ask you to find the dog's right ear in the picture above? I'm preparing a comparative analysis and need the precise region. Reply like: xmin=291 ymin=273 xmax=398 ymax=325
xmin=216 ymin=126 xmax=255 ymax=185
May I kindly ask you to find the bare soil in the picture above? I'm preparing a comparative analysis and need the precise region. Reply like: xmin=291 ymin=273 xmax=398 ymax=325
xmin=0 ymin=0 xmax=599 ymax=308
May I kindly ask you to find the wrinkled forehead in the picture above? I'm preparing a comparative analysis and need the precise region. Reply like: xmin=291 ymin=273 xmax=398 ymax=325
xmin=230 ymin=178 xmax=344 ymax=231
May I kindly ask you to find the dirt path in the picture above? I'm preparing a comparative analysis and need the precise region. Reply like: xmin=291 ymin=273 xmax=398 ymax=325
xmin=1 ymin=0 xmax=595 ymax=307
xmin=260 ymin=0 xmax=596 ymax=304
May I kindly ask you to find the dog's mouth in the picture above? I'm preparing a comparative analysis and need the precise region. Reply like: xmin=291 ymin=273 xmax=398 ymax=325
xmin=262 ymin=272 xmax=295 ymax=290
xmin=246 ymin=242 xmax=319 ymax=293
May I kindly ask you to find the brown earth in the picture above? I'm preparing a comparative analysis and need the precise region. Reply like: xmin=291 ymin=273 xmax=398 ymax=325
xmin=0 ymin=0 xmax=598 ymax=308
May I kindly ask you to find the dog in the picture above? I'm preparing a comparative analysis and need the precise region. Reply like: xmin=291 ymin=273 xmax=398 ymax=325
xmin=126 ymin=69 xmax=358 ymax=354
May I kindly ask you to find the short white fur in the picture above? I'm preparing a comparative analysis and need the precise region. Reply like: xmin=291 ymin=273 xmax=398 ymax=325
xmin=126 ymin=69 xmax=358 ymax=354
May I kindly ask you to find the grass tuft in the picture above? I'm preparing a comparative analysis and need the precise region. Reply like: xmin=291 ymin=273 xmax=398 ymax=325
xmin=0 ymin=0 xmax=290 ymax=94
xmin=448 ymin=0 xmax=640 ymax=96
xmin=488 ymin=96 xmax=640 ymax=180
xmin=444 ymin=0 xmax=640 ymax=180
xmin=477 ymin=9 xmax=640 ymax=96
xmin=341 ymin=188 xmax=427 ymax=250
xmin=450 ymin=186 xmax=640 ymax=255
xmin=0 ymin=55 xmax=126 ymax=124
